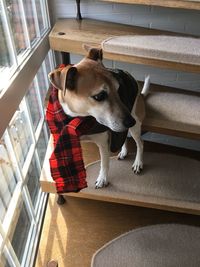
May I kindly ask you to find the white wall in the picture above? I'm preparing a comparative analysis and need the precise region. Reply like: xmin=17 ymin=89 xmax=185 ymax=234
xmin=50 ymin=0 xmax=200 ymax=92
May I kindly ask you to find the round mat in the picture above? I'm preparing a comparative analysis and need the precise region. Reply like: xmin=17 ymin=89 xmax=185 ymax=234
xmin=91 ymin=224 xmax=200 ymax=267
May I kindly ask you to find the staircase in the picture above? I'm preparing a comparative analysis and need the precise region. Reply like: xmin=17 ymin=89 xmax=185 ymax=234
xmin=40 ymin=0 xmax=200 ymax=215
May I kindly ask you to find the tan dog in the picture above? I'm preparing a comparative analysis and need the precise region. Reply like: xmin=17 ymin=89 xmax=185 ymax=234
xmin=49 ymin=46 xmax=150 ymax=188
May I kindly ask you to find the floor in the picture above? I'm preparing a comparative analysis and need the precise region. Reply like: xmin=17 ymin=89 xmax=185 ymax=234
xmin=35 ymin=141 xmax=200 ymax=267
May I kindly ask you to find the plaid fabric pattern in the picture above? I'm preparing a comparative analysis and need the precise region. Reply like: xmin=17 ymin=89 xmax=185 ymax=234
xmin=46 ymin=86 xmax=96 ymax=193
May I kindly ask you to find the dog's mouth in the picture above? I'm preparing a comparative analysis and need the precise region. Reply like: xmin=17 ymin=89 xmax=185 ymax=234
xmin=110 ymin=125 xmax=128 ymax=132
xmin=97 ymin=115 xmax=135 ymax=132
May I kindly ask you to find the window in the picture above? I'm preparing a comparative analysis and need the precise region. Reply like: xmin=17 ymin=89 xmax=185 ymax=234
xmin=0 ymin=1 xmax=54 ymax=266
xmin=0 ymin=0 xmax=50 ymax=92
xmin=0 ymin=51 xmax=54 ymax=267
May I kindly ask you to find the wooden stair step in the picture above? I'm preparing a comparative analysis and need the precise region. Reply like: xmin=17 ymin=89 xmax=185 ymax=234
xmin=49 ymin=18 xmax=200 ymax=73
xmin=102 ymin=35 xmax=200 ymax=67
xmin=100 ymin=0 xmax=200 ymax=11
xmin=143 ymin=84 xmax=200 ymax=139
xmin=40 ymin=139 xmax=200 ymax=215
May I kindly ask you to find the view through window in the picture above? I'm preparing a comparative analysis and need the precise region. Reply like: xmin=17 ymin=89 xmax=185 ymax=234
xmin=0 ymin=1 xmax=54 ymax=266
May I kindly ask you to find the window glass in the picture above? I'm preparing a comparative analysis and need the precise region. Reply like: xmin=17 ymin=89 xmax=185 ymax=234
xmin=0 ymin=47 xmax=54 ymax=264
xmin=35 ymin=0 xmax=45 ymax=33
xmin=0 ymin=0 xmax=51 ymax=94
xmin=7 ymin=110 xmax=33 ymax=168
xmin=45 ymin=52 xmax=52 ymax=75
xmin=0 ymin=0 xmax=52 ymax=266
xmin=0 ymin=5 xmax=12 ymax=67
xmin=0 ymin=196 xmax=7 ymax=222
xmin=14 ymin=110 xmax=33 ymax=160
xmin=26 ymin=154 xmax=40 ymax=207
xmin=5 ymin=0 xmax=28 ymax=54
xmin=8 ymin=123 xmax=25 ymax=168
xmin=0 ymin=233 xmax=3 ymax=244
xmin=9 ymin=199 xmax=31 ymax=264
xmin=0 ymin=138 xmax=18 ymax=222
xmin=36 ymin=125 xmax=47 ymax=167
xmin=37 ymin=63 xmax=47 ymax=104
xmin=0 ymin=251 xmax=13 ymax=267
xmin=26 ymin=81 xmax=42 ymax=131
xmin=22 ymin=0 xmax=37 ymax=43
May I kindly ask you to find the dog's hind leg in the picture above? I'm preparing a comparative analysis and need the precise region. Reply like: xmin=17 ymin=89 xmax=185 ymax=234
xmin=129 ymin=75 xmax=150 ymax=173
xmin=129 ymin=120 xmax=144 ymax=173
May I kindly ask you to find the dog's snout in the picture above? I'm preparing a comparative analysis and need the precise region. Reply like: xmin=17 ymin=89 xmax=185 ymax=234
xmin=123 ymin=115 xmax=136 ymax=128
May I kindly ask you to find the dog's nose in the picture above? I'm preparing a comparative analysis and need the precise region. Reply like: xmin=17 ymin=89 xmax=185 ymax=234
xmin=123 ymin=115 xmax=136 ymax=128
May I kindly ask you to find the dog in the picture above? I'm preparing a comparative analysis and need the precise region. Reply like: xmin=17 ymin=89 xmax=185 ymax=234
xmin=48 ymin=45 xmax=150 ymax=189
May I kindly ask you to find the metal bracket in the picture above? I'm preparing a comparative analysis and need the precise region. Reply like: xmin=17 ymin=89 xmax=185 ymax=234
xmin=61 ymin=51 xmax=71 ymax=65
xmin=76 ymin=0 xmax=82 ymax=20
xmin=57 ymin=195 xmax=66 ymax=205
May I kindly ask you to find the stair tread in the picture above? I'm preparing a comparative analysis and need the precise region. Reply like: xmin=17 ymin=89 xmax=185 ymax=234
xmin=40 ymin=138 xmax=200 ymax=215
xmin=49 ymin=18 xmax=200 ymax=73
xmin=143 ymin=84 xmax=200 ymax=139
xmin=102 ymin=35 xmax=200 ymax=67
xmin=100 ymin=0 xmax=200 ymax=11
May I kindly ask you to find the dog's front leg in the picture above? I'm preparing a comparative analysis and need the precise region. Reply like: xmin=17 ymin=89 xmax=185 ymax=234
xmin=118 ymin=139 xmax=128 ymax=160
xmin=92 ymin=132 xmax=110 ymax=189
xmin=95 ymin=141 xmax=109 ymax=188
xmin=129 ymin=121 xmax=144 ymax=173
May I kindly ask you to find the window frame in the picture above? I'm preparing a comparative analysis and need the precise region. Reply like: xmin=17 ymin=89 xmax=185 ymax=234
xmin=0 ymin=33 xmax=50 ymax=138
xmin=0 ymin=1 xmax=55 ymax=266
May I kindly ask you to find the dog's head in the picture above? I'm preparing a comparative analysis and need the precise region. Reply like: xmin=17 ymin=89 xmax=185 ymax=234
xmin=48 ymin=45 xmax=135 ymax=132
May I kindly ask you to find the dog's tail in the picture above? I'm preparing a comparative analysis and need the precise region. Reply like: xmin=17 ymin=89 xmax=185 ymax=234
xmin=141 ymin=75 xmax=150 ymax=97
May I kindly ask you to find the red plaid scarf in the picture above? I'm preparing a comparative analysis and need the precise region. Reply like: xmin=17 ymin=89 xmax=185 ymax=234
xmin=46 ymin=86 xmax=96 ymax=193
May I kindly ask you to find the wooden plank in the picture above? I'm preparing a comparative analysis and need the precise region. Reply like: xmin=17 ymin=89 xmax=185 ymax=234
xmin=100 ymin=0 xmax=200 ymax=11
xmin=66 ymin=192 xmax=200 ymax=215
xmin=49 ymin=19 xmax=200 ymax=73
xmin=143 ymin=119 xmax=200 ymax=140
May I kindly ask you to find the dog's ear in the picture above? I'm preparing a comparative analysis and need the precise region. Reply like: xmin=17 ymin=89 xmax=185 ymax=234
xmin=83 ymin=44 xmax=103 ymax=62
xmin=48 ymin=69 xmax=62 ymax=90
xmin=65 ymin=66 xmax=78 ymax=91
xmin=48 ymin=66 xmax=78 ymax=93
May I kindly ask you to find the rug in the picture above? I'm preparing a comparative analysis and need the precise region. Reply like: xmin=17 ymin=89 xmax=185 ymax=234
xmin=91 ymin=224 xmax=200 ymax=267
xmin=145 ymin=88 xmax=200 ymax=134
xmin=101 ymin=35 xmax=200 ymax=65
xmin=84 ymin=152 xmax=200 ymax=205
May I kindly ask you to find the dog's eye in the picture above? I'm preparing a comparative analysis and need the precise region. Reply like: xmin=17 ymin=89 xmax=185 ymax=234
xmin=91 ymin=90 xmax=108 ymax=102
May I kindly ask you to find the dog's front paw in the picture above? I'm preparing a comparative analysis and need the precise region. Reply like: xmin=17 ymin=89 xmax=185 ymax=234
xmin=117 ymin=150 xmax=128 ymax=160
xmin=95 ymin=176 xmax=109 ymax=189
xmin=132 ymin=159 xmax=143 ymax=174
xmin=117 ymin=143 xmax=128 ymax=160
